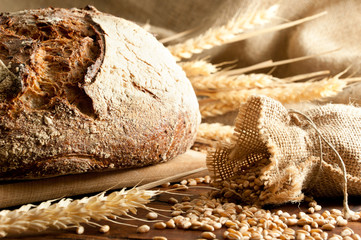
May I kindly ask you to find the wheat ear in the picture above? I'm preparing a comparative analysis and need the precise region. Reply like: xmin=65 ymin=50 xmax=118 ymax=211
xmin=179 ymin=60 xmax=218 ymax=78
xmin=167 ymin=4 xmax=278 ymax=60
xmin=204 ymin=77 xmax=347 ymax=104
xmin=199 ymin=100 xmax=238 ymax=118
xmin=197 ymin=123 xmax=235 ymax=144
xmin=191 ymin=73 xmax=282 ymax=91
xmin=0 ymin=166 xmax=209 ymax=238
xmin=0 ymin=188 xmax=158 ymax=238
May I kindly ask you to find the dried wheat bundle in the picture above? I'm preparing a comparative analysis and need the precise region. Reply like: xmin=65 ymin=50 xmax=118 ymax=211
xmin=0 ymin=188 xmax=158 ymax=238
xmin=167 ymin=4 xmax=279 ymax=60
xmin=196 ymin=74 xmax=349 ymax=119
xmin=202 ymin=76 xmax=347 ymax=105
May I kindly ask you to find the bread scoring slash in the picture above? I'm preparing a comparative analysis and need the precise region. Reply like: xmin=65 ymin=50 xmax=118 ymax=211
xmin=0 ymin=6 xmax=200 ymax=180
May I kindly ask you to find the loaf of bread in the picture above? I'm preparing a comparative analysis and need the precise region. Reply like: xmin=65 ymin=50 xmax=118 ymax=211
xmin=0 ymin=6 xmax=200 ymax=180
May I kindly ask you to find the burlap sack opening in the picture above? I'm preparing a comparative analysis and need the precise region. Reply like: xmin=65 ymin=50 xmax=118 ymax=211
xmin=208 ymin=95 xmax=361 ymax=207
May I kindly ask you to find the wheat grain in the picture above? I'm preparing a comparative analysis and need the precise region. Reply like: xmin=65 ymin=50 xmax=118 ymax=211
xmin=99 ymin=225 xmax=110 ymax=233
xmin=199 ymin=100 xmax=238 ymax=118
xmin=137 ymin=224 xmax=150 ymax=233
xmin=152 ymin=236 xmax=167 ymax=240
xmin=167 ymin=4 xmax=279 ymax=60
xmin=201 ymin=231 xmax=216 ymax=239
xmin=164 ymin=177 xmax=360 ymax=240
xmin=197 ymin=123 xmax=235 ymax=144
xmin=204 ymin=77 xmax=347 ymax=104
xmin=179 ymin=60 xmax=218 ymax=78
xmin=0 ymin=188 xmax=158 ymax=238
xmin=191 ymin=73 xmax=282 ymax=91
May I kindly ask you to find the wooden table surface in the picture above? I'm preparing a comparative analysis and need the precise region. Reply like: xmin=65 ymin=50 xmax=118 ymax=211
xmin=7 ymin=183 xmax=361 ymax=240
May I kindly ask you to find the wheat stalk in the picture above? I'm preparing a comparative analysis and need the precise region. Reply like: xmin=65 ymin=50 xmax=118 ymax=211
xmin=0 ymin=166 xmax=208 ymax=238
xmin=281 ymin=70 xmax=330 ymax=82
xmin=199 ymin=99 xmax=238 ymax=118
xmin=197 ymin=123 xmax=235 ymax=144
xmin=191 ymin=73 xmax=282 ymax=91
xmin=167 ymin=4 xmax=279 ymax=60
xmin=179 ymin=60 xmax=218 ymax=78
xmin=0 ymin=188 xmax=158 ymax=238
xmin=203 ymin=77 xmax=347 ymax=104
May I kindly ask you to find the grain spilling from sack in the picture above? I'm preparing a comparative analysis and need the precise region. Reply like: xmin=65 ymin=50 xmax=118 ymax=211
xmin=163 ymin=182 xmax=361 ymax=240
xmin=207 ymin=95 xmax=361 ymax=218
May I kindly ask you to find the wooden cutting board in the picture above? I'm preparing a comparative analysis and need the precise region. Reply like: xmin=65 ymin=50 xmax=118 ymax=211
xmin=0 ymin=150 xmax=207 ymax=209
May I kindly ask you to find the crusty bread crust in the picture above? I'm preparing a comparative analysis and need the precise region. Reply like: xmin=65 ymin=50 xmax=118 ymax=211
xmin=0 ymin=7 xmax=200 ymax=180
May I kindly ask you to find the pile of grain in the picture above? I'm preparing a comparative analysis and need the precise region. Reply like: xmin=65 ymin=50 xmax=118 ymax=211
xmin=132 ymin=178 xmax=361 ymax=240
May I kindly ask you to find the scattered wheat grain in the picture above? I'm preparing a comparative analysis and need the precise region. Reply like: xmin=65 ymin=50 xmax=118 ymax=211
xmin=146 ymin=212 xmax=158 ymax=220
xmin=161 ymin=182 xmax=170 ymax=188
xmin=152 ymin=236 xmax=167 ymax=240
xmin=201 ymin=231 xmax=216 ymax=239
xmin=168 ymin=197 xmax=179 ymax=205
xmin=321 ymin=223 xmax=335 ymax=231
xmin=76 ymin=226 xmax=84 ymax=235
xmin=99 ymin=225 xmax=110 ymax=233
xmin=154 ymin=222 xmax=167 ymax=230
xmin=137 ymin=224 xmax=150 ymax=233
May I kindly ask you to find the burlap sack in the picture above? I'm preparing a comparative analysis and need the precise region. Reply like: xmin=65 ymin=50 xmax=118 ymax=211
xmin=208 ymin=95 xmax=361 ymax=207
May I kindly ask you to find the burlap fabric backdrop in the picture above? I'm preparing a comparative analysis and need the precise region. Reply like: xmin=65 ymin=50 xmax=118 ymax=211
xmin=1 ymin=0 xmax=361 ymax=207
